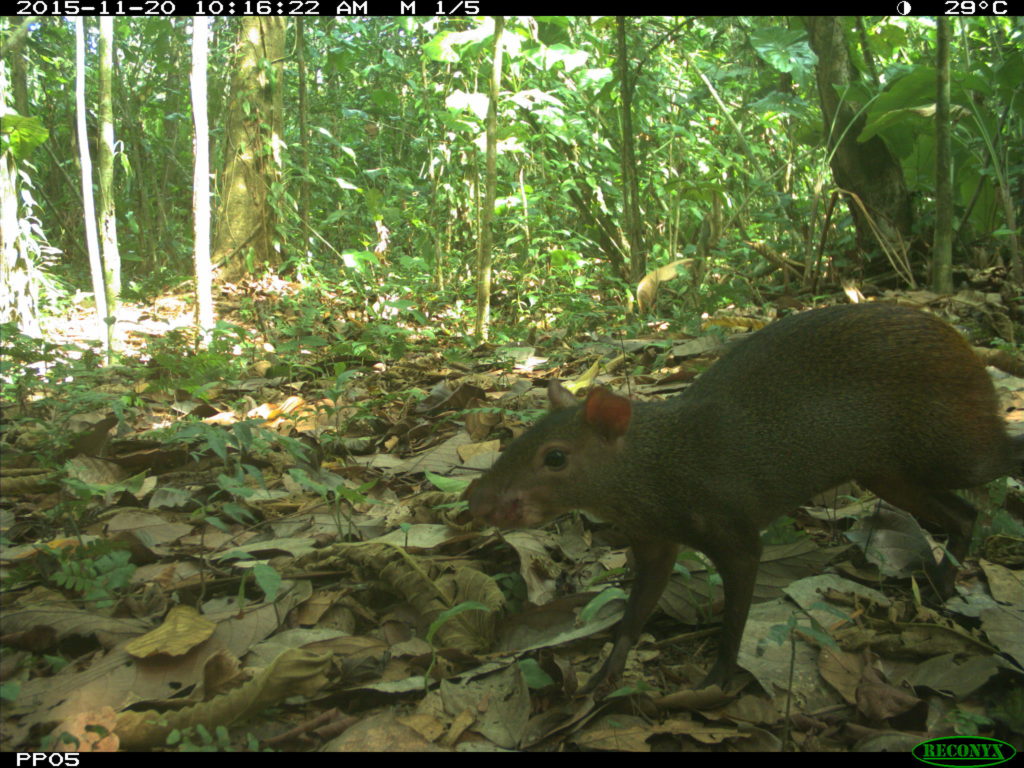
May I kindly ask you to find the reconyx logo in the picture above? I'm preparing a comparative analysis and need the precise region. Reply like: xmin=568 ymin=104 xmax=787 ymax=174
xmin=912 ymin=737 xmax=1016 ymax=767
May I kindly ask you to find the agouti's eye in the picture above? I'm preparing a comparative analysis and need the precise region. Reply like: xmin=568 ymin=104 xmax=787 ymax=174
xmin=543 ymin=449 xmax=568 ymax=470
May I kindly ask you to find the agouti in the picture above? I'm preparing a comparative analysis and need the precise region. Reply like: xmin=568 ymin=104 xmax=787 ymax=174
xmin=468 ymin=303 xmax=1024 ymax=693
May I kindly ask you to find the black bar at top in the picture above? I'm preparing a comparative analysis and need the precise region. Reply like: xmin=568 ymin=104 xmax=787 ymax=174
xmin=8 ymin=4 xmax=1018 ymax=16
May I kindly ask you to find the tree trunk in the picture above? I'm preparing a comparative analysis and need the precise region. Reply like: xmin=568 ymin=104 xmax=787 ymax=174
xmin=474 ymin=17 xmax=504 ymax=340
xmin=804 ymin=17 xmax=913 ymax=269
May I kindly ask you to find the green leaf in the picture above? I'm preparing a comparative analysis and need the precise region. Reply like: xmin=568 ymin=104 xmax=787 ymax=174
xmin=0 ymin=113 xmax=50 ymax=158
xmin=749 ymin=29 xmax=816 ymax=86
xmin=519 ymin=658 xmax=556 ymax=689
xmin=0 ymin=681 xmax=20 ymax=702
xmin=253 ymin=563 xmax=282 ymax=602
xmin=446 ymin=90 xmax=490 ymax=121
xmin=426 ymin=601 xmax=490 ymax=646
xmin=425 ymin=472 xmax=471 ymax=494
xmin=580 ymin=587 xmax=627 ymax=624
xmin=424 ymin=32 xmax=462 ymax=63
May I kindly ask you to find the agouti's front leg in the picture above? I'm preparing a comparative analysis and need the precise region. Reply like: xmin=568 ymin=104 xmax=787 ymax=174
xmin=698 ymin=531 xmax=762 ymax=688
xmin=579 ymin=538 xmax=677 ymax=695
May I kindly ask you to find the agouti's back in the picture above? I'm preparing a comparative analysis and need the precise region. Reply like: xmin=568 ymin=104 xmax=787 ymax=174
xmin=686 ymin=303 xmax=1014 ymax=491
xmin=468 ymin=303 xmax=1022 ymax=693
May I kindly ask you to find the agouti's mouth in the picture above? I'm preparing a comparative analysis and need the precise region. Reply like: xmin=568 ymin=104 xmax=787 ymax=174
xmin=491 ymin=502 xmax=526 ymax=528
xmin=469 ymin=489 xmax=530 ymax=529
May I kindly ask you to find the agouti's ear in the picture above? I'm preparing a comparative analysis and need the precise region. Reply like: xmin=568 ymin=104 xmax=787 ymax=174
xmin=584 ymin=388 xmax=632 ymax=439
xmin=547 ymin=380 xmax=579 ymax=410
